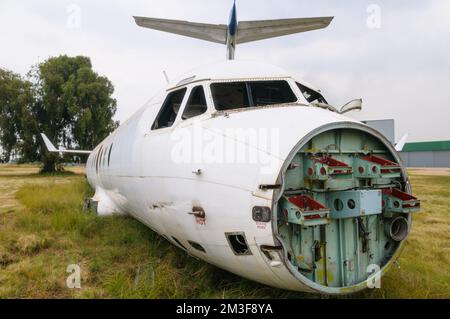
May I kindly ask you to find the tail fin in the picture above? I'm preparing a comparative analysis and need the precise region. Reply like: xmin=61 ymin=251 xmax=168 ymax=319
xmin=134 ymin=2 xmax=333 ymax=59
xmin=41 ymin=133 xmax=59 ymax=153
xmin=395 ymin=134 xmax=409 ymax=152
xmin=40 ymin=133 xmax=92 ymax=155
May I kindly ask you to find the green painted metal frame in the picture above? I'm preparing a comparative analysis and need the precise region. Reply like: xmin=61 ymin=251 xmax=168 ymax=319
xmin=327 ymin=190 xmax=382 ymax=219
xmin=276 ymin=127 xmax=419 ymax=289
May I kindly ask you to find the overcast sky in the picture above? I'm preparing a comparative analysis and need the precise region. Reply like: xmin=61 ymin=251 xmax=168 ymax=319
xmin=1 ymin=0 xmax=449 ymax=142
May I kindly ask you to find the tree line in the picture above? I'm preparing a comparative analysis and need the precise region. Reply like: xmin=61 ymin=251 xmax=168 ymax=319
xmin=0 ymin=55 xmax=118 ymax=172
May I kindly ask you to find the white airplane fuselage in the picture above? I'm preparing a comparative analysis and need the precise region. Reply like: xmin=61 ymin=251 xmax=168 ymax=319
xmin=84 ymin=60 xmax=417 ymax=294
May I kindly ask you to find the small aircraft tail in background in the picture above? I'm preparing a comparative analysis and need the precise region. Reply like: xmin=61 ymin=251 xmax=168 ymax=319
xmin=40 ymin=133 xmax=92 ymax=155
xmin=134 ymin=1 xmax=333 ymax=59
xmin=395 ymin=133 xmax=409 ymax=152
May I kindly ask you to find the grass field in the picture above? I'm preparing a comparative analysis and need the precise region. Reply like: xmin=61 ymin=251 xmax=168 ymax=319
xmin=0 ymin=164 xmax=449 ymax=298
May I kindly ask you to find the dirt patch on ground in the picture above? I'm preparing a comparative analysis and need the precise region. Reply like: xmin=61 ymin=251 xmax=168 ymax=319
xmin=0 ymin=165 xmax=39 ymax=176
xmin=0 ymin=165 xmax=85 ymax=214
xmin=408 ymin=168 xmax=450 ymax=176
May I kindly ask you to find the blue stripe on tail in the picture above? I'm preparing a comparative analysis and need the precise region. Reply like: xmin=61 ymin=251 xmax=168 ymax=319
xmin=228 ymin=1 xmax=237 ymax=36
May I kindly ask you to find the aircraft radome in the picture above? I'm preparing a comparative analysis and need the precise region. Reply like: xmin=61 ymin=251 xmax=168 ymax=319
xmin=41 ymin=2 xmax=420 ymax=294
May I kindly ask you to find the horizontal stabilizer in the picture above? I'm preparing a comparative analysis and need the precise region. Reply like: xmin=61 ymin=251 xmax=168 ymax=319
xmin=40 ymin=133 xmax=92 ymax=155
xmin=133 ymin=2 xmax=334 ymax=60
xmin=237 ymin=17 xmax=334 ymax=43
xmin=133 ymin=16 xmax=227 ymax=44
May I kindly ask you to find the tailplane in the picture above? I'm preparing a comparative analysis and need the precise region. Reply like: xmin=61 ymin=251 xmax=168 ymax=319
xmin=40 ymin=133 xmax=92 ymax=155
xmin=134 ymin=2 xmax=333 ymax=59
xmin=236 ymin=17 xmax=334 ymax=44
xmin=133 ymin=17 xmax=228 ymax=44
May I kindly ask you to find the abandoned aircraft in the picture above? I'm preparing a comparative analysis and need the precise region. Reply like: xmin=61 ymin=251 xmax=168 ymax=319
xmin=41 ymin=2 xmax=420 ymax=294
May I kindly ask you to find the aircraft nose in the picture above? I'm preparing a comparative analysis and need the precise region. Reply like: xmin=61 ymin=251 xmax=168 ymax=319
xmin=270 ymin=122 xmax=419 ymax=293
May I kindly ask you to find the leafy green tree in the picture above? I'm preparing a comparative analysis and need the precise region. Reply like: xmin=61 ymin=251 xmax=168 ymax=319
xmin=0 ymin=69 xmax=34 ymax=163
xmin=28 ymin=55 xmax=118 ymax=172
xmin=0 ymin=55 xmax=118 ymax=171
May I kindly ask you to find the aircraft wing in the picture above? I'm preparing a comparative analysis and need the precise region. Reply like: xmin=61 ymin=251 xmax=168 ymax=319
xmin=237 ymin=17 xmax=334 ymax=43
xmin=133 ymin=16 xmax=228 ymax=44
xmin=40 ymin=133 xmax=92 ymax=155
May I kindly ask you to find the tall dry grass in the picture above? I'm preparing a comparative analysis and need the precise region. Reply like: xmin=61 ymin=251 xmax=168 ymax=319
xmin=0 ymin=166 xmax=448 ymax=298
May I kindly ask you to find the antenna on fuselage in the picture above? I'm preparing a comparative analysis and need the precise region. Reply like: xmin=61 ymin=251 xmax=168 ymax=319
xmin=162 ymin=70 xmax=170 ymax=84
xmin=133 ymin=1 xmax=333 ymax=60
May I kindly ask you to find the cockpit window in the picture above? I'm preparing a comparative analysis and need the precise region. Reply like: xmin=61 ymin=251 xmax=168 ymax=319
xmin=182 ymin=86 xmax=208 ymax=120
xmin=296 ymin=82 xmax=328 ymax=104
xmin=152 ymin=88 xmax=186 ymax=130
xmin=211 ymin=82 xmax=250 ymax=110
xmin=211 ymin=80 xmax=297 ymax=111
xmin=249 ymin=81 xmax=297 ymax=107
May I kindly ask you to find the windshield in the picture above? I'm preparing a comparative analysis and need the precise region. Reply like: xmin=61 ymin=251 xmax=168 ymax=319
xmin=296 ymin=82 xmax=328 ymax=104
xmin=211 ymin=80 xmax=297 ymax=111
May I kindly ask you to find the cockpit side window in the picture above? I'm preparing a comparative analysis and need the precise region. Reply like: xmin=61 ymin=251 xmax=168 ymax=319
xmin=182 ymin=86 xmax=208 ymax=120
xmin=296 ymin=82 xmax=328 ymax=104
xmin=152 ymin=88 xmax=187 ymax=130
xmin=211 ymin=80 xmax=296 ymax=111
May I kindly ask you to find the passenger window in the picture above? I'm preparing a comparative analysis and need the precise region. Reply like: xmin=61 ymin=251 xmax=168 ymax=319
xmin=182 ymin=86 xmax=208 ymax=120
xmin=96 ymin=146 xmax=103 ymax=174
xmin=152 ymin=88 xmax=187 ymax=130
xmin=107 ymin=143 xmax=113 ymax=167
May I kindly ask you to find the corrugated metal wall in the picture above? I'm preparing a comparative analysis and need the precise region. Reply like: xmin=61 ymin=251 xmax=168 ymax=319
xmin=399 ymin=151 xmax=450 ymax=168
xmin=363 ymin=119 xmax=395 ymax=144
xmin=362 ymin=119 xmax=450 ymax=168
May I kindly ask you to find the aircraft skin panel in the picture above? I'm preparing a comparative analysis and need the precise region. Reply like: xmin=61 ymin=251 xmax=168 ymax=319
xmin=167 ymin=61 xmax=292 ymax=87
